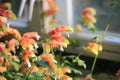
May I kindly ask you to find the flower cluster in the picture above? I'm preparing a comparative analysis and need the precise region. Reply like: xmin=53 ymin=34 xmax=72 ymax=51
xmin=81 ymin=7 xmax=96 ymax=29
xmin=0 ymin=2 xmax=75 ymax=79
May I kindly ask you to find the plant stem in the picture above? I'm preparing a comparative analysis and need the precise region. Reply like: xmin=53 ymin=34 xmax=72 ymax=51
xmin=90 ymin=55 xmax=98 ymax=77
xmin=100 ymin=24 xmax=110 ymax=45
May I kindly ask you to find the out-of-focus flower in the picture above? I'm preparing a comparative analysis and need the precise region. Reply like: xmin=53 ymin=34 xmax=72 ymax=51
xmin=41 ymin=53 xmax=56 ymax=69
xmin=31 ymin=65 xmax=38 ymax=73
xmin=76 ymin=24 xmax=82 ymax=32
xmin=80 ymin=76 xmax=94 ymax=80
xmin=0 ymin=2 xmax=11 ymax=9
xmin=0 ymin=66 xmax=6 ymax=73
xmin=49 ymin=19 xmax=57 ymax=26
xmin=0 ymin=42 xmax=6 ymax=52
xmin=44 ymin=0 xmax=59 ymax=17
xmin=0 ymin=76 xmax=7 ymax=80
xmin=81 ymin=7 xmax=96 ymax=16
xmin=0 ymin=8 xmax=16 ymax=19
xmin=81 ymin=7 xmax=96 ymax=28
xmin=116 ymin=69 xmax=120 ymax=79
xmin=0 ymin=16 xmax=7 ymax=25
xmin=86 ymin=42 xmax=102 ymax=56
xmin=61 ymin=67 xmax=71 ymax=73
xmin=0 ymin=42 xmax=10 ymax=55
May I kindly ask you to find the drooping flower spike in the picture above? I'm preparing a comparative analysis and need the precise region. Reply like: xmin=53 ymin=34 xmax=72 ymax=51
xmin=48 ymin=26 xmax=73 ymax=51
xmin=81 ymin=7 xmax=96 ymax=28
xmin=48 ymin=26 xmax=73 ymax=36
xmin=22 ymin=50 xmax=36 ymax=67
xmin=20 ymin=32 xmax=40 ymax=50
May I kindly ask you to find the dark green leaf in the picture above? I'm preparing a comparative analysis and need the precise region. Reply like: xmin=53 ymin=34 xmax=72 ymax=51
xmin=70 ymin=67 xmax=82 ymax=75
xmin=37 ymin=60 xmax=50 ymax=68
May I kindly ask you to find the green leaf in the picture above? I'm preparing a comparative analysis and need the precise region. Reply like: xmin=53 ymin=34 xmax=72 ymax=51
xmin=78 ymin=59 xmax=86 ymax=69
xmin=37 ymin=60 xmax=50 ymax=68
xmin=0 ymin=26 xmax=6 ymax=32
xmin=73 ymin=58 xmax=86 ymax=68
xmin=11 ymin=61 xmax=20 ymax=71
xmin=36 ymin=69 xmax=44 ymax=76
xmin=69 ymin=38 xmax=77 ymax=46
xmin=70 ymin=67 xmax=83 ymax=75
xmin=64 ymin=60 xmax=71 ymax=65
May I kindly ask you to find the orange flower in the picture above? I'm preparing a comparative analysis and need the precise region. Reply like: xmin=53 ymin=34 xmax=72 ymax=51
xmin=0 ymin=42 xmax=10 ymax=55
xmin=42 ymin=43 xmax=50 ymax=54
xmin=41 ymin=54 xmax=56 ymax=69
xmin=6 ymin=27 xmax=21 ymax=40
xmin=6 ymin=38 xmax=19 ymax=51
xmin=76 ymin=24 xmax=82 ymax=32
xmin=49 ymin=19 xmax=57 ymax=26
xmin=61 ymin=67 xmax=71 ymax=73
xmin=31 ymin=65 xmax=38 ymax=73
xmin=22 ymin=32 xmax=40 ymax=40
xmin=81 ymin=7 xmax=96 ymax=28
xmin=0 ymin=16 xmax=7 ymax=25
xmin=48 ymin=26 xmax=73 ymax=36
xmin=20 ymin=32 xmax=40 ymax=50
xmin=61 ymin=75 xmax=73 ymax=80
xmin=50 ymin=36 xmax=69 ymax=50
xmin=0 ymin=66 xmax=6 ymax=73
xmin=22 ymin=50 xmax=36 ymax=67
xmin=0 ymin=8 xmax=16 ymax=19
xmin=0 ymin=76 xmax=7 ymax=80
xmin=0 ymin=42 xmax=5 ymax=52
xmin=20 ymin=38 xmax=37 ymax=50
xmin=86 ymin=42 xmax=102 ymax=56
xmin=5 ymin=61 xmax=11 ymax=67
xmin=81 ymin=7 xmax=96 ymax=17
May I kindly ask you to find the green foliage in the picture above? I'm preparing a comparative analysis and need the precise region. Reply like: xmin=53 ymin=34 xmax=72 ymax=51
xmin=36 ymin=60 xmax=50 ymax=68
